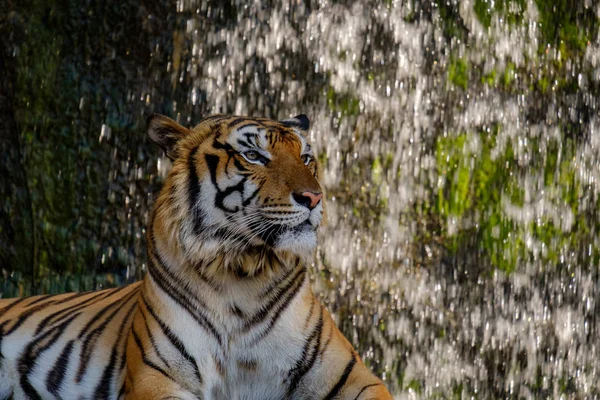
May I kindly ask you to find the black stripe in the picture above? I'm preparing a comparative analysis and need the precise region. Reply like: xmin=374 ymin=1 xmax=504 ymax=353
xmin=77 ymin=286 xmax=137 ymax=338
xmin=236 ymin=123 xmax=260 ymax=131
xmin=212 ymin=138 xmax=236 ymax=153
xmin=223 ymin=153 xmax=234 ymax=178
xmin=258 ymin=257 xmax=300 ymax=297
xmin=18 ymin=312 xmax=81 ymax=400
xmin=218 ymin=171 xmax=248 ymax=205
xmin=323 ymin=354 xmax=357 ymax=400
xmin=242 ymin=265 xmax=305 ymax=331
xmin=119 ymin=304 xmax=136 ymax=372
xmin=92 ymin=301 xmax=138 ymax=400
xmin=193 ymin=263 xmax=223 ymax=293
xmin=205 ymin=153 xmax=246 ymax=213
xmin=141 ymin=310 xmax=170 ymax=369
xmin=250 ymin=269 xmax=307 ymax=343
xmin=205 ymin=154 xmax=221 ymax=188
xmin=131 ymin=326 xmax=173 ymax=381
xmin=0 ymin=297 xmax=27 ymax=319
xmin=29 ymin=291 xmax=92 ymax=308
xmin=22 ymin=294 xmax=54 ymax=307
xmin=34 ymin=288 xmax=123 ymax=335
xmin=232 ymin=156 xmax=250 ymax=174
xmin=245 ymin=133 xmax=259 ymax=148
xmin=147 ymin=238 xmax=222 ymax=346
xmin=46 ymin=340 xmax=75 ymax=396
xmin=148 ymin=237 xmax=211 ymax=317
xmin=5 ymin=298 xmax=65 ymax=336
xmin=229 ymin=304 xmax=245 ymax=318
xmin=147 ymin=258 xmax=216 ymax=340
xmin=286 ymin=306 xmax=324 ymax=396
xmin=237 ymin=139 xmax=251 ymax=148
xmin=141 ymin=294 xmax=203 ymax=385
xmin=75 ymin=287 xmax=140 ymax=382
xmin=227 ymin=117 xmax=250 ymax=127
xmin=22 ymin=291 xmax=90 ymax=310
xmin=242 ymin=186 xmax=260 ymax=206
xmin=187 ymin=146 xmax=204 ymax=235
xmin=353 ymin=383 xmax=384 ymax=400
xmin=118 ymin=382 xmax=126 ymax=399
xmin=233 ymin=263 xmax=249 ymax=278
xmin=303 ymin=296 xmax=316 ymax=328
xmin=319 ymin=321 xmax=334 ymax=358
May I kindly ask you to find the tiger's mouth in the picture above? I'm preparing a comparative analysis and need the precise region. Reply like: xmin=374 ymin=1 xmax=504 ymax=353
xmin=250 ymin=218 xmax=315 ymax=246
xmin=223 ymin=201 xmax=322 ymax=256
xmin=290 ymin=220 xmax=314 ymax=233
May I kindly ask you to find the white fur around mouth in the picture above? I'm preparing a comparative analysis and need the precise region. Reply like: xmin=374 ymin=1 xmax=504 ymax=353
xmin=274 ymin=227 xmax=317 ymax=258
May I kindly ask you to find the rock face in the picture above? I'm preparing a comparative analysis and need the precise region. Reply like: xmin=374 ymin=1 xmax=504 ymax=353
xmin=2 ymin=0 xmax=600 ymax=397
xmin=0 ymin=14 xmax=33 ymax=291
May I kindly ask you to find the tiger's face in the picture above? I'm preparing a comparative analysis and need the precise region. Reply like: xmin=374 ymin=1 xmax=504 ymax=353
xmin=148 ymin=114 xmax=324 ymax=263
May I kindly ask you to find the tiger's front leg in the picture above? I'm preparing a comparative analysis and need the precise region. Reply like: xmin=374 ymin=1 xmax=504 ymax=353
xmin=123 ymin=366 xmax=197 ymax=400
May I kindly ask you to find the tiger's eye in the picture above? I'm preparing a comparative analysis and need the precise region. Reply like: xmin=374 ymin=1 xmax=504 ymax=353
xmin=244 ymin=150 xmax=259 ymax=161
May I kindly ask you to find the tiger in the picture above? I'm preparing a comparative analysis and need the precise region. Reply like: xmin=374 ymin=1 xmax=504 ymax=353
xmin=0 ymin=113 xmax=393 ymax=400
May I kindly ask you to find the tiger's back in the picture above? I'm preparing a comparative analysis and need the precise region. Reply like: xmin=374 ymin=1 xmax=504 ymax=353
xmin=0 ymin=283 xmax=141 ymax=399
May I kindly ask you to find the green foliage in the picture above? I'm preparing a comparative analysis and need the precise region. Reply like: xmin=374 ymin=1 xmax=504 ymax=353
xmin=535 ymin=0 xmax=598 ymax=59
xmin=435 ymin=0 xmax=468 ymax=41
xmin=371 ymin=157 xmax=383 ymax=186
xmin=473 ymin=0 xmax=493 ymax=28
xmin=430 ymin=0 xmax=599 ymax=276
xmin=406 ymin=379 xmax=422 ymax=393
xmin=448 ymin=59 xmax=469 ymax=90
xmin=501 ymin=61 xmax=516 ymax=88
xmin=434 ymin=127 xmax=594 ymax=274
xmin=436 ymin=130 xmax=524 ymax=272
xmin=481 ymin=69 xmax=497 ymax=87
xmin=436 ymin=133 xmax=470 ymax=219
xmin=474 ymin=0 xmax=527 ymax=28
xmin=326 ymin=87 xmax=360 ymax=117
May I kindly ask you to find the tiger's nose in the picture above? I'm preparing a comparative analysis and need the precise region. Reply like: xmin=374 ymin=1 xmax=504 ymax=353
xmin=293 ymin=191 xmax=323 ymax=210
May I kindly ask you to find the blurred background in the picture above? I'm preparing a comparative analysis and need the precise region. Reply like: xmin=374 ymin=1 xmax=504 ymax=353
xmin=1 ymin=0 xmax=600 ymax=397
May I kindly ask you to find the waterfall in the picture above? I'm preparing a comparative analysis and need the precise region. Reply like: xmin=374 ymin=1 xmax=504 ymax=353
xmin=2 ymin=0 xmax=599 ymax=397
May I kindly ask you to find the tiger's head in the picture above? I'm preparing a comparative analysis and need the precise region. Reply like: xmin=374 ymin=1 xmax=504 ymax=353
xmin=147 ymin=113 xmax=324 ymax=268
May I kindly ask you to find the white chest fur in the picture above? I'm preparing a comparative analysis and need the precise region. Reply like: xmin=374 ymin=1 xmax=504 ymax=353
xmin=144 ymin=267 xmax=314 ymax=400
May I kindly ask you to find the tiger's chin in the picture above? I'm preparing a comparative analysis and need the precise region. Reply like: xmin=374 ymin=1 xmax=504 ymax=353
xmin=273 ymin=221 xmax=318 ymax=260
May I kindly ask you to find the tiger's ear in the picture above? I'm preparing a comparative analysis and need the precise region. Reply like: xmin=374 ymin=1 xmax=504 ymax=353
xmin=281 ymin=114 xmax=310 ymax=133
xmin=147 ymin=113 xmax=191 ymax=160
